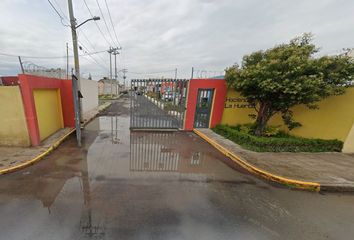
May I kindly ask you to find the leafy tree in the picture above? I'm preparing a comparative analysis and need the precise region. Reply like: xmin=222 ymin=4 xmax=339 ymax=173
xmin=225 ymin=33 xmax=354 ymax=136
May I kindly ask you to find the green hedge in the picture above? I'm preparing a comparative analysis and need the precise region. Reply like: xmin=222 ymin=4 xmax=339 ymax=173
xmin=213 ymin=125 xmax=343 ymax=152
xmin=99 ymin=94 xmax=118 ymax=100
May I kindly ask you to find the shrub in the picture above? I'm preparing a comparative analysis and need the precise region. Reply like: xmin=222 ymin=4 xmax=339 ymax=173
xmin=146 ymin=92 xmax=159 ymax=98
xmin=99 ymin=94 xmax=118 ymax=100
xmin=164 ymin=103 xmax=181 ymax=112
xmin=213 ymin=125 xmax=343 ymax=152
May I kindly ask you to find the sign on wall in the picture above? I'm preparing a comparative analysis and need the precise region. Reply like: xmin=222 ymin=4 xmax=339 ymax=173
xmin=224 ymin=97 xmax=255 ymax=109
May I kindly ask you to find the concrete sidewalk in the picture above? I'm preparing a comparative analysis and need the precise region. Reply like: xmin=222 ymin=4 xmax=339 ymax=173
xmin=194 ymin=128 xmax=354 ymax=192
xmin=0 ymin=102 xmax=112 ymax=175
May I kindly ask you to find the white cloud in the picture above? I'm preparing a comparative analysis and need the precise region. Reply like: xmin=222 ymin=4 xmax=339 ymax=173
xmin=1 ymin=0 xmax=354 ymax=79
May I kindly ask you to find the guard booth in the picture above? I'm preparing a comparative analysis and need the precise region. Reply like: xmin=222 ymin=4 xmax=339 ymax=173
xmin=184 ymin=78 xmax=227 ymax=130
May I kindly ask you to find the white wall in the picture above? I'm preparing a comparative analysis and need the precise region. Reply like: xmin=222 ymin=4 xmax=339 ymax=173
xmin=81 ymin=78 xmax=98 ymax=114
xmin=103 ymin=82 xmax=118 ymax=95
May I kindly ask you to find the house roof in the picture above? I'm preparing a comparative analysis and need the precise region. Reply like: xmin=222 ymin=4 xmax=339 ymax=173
xmin=99 ymin=79 xmax=116 ymax=84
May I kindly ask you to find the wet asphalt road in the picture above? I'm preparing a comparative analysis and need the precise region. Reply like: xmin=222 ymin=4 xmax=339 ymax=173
xmin=0 ymin=96 xmax=354 ymax=240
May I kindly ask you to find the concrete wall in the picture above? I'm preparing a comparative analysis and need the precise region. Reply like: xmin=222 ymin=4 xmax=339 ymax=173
xmin=0 ymin=76 xmax=19 ymax=86
xmin=221 ymin=87 xmax=354 ymax=147
xmin=98 ymin=81 xmax=104 ymax=95
xmin=18 ymin=74 xmax=74 ymax=146
xmin=0 ymin=86 xmax=30 ymax=146
xmin=98 ymin=81 xmax=118 ymax=95
xmin=81 ymin=78 xmax=98 ymax=115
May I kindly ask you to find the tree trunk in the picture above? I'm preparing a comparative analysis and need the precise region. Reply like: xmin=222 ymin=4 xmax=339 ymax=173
xmin=254 ymin=102 xmax=272 ymax=136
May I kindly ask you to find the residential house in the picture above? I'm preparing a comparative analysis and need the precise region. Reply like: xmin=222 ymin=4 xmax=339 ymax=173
xmin=98 ymin=78 xmax=119 ymax=95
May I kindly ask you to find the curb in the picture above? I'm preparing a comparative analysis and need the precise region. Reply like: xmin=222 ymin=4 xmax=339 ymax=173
xmin=0 ymin=102 xmax=112 ymax=176
xmin=81 ymin=102 xmax=112 ymax=128
xmin=0 ymin=128 xmax=75 ymax=176
xmin=193 ymin=129 xmax=321 ymax=192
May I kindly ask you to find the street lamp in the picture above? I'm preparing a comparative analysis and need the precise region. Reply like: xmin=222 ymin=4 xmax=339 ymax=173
xmin=76 ymin=16 xmax=100 ymax=29
xmin=68 ymin=0 xmax=101 ymax=147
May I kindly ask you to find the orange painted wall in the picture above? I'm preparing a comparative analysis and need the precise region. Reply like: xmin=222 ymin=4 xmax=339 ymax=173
xmin=18 ymin=74 xmax=74 ymax=146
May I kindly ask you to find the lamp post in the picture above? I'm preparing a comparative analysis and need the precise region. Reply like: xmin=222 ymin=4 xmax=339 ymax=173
xmin=68 ymin=0 xmax=100 ymax=146
xmin=76 ymin=16 xmax=100 ymax=28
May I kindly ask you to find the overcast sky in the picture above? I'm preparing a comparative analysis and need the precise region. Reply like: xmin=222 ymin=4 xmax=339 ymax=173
xmin=1 ymin=0 xmax=354 ymax=81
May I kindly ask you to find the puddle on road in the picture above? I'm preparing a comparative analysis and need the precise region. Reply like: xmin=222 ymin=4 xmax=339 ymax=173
xmin=1 ymin=112 xmax=354 ymax=240
xmin=83 ymin=116 xmax=252 ymax=183
xmin=0 ymin=113 xmax=256 ymax=202
xmin=0 ymin=114 xmax=260 ymax=239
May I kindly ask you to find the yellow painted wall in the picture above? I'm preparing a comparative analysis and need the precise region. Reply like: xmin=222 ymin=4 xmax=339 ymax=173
xmin=222 ymin=91 xmax=256 ymax=125
xmin=0 ymin=86 xmax=30 ymax=146
xmin=33 ymin=89 xmax=64 ymax=141
xmin=221 ymin=87 xmax=354 ymax=142
xmin=343 ymin=123 xmax=354 ymax=153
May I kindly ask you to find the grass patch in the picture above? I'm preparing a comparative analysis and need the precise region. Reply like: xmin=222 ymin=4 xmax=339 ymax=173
xmin=212 ymin=124 xmax=343 ymax=152
xmin=146 ymin=92 xmax=160 ymax=99
xmin=164 ymin=103 xmax=182 ymax=112
xmin=99 ymin=94 xmax=118 ymax=100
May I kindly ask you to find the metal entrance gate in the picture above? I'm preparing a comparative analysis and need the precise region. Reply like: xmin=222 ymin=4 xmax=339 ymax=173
xmin=130 ymin=79 xmax=189 ymax=129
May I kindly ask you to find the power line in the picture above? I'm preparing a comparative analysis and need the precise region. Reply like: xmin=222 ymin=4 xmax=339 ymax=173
xmin=45 ymin=0 xmax=110 ymax=77
xmin=59 ymin=1 xmax=109 ymax=70
xmin=81 ymin=54 xmax=108 ymax=72
xmin=48 ymin=0 xmax=109 ymax=65
xmin=0 ymin=50 xmax=107 ymax=59
xmin=78 ymin=41 xmax=109 ymax=72
xmin=95 ymin=0 xmax=117 ymax=47
xmin=75 ymin=31 xmax=110 ymax=72
xmin=81 ymin=53 xmax=108 ymax=73
xmin=47 ymin=0 xmax=69 ymax=26
xmin=47 ymin=0 xmax=64 ymax=20
xmin=67 ymin=26 xmax=109 ymax=73
xmin=77 ymin=29 xmax=108 ymax=65
xmin=82 ymin=0 xmax=112 ymax=47
xmin=52 ymin=0 xmax=70 ymax=22
xmin=104 ymin=0 xmax=121 ymax=48
xmin=129 ymin=70 xmax=176 ymax=75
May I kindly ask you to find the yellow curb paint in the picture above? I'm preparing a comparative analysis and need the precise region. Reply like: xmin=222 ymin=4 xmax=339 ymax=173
xmin=0 ymin=102 xmax=113 ymax=176
xmin=0 ymin=128 xmax=75 ymax=176
xmin=193 ymin=129 xmax=321 ymax=191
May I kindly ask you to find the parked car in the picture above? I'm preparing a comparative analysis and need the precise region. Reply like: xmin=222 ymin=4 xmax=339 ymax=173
xmin=162 ymin=92 xmax=174 ymax=101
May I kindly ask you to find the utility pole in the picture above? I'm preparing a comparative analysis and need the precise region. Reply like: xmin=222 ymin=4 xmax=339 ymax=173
xmin=175 ymin=68 xmax=177 ymax=80
xmin=18 ymin=56 xmax=24 ymax=74
xmin=113 ymin=49 xmax=119 ymax=95
xmin=191 ymin=67 xmax=194 ymax=79
xmin=71 ymin=73 xmax=81 ymax=147
xmin=108 ymin=47 xmax=113 ymax=98
xmin=68 ymin=0 xmax=81 ymax=88
xmin=107 ymin=47 xmax=120 ymax=98
xmin=66 ymin=42 xmax=69 ymax=79
xmin=68 ymin=0 xmax=83 ymax=121
xmin=122 ymin=69 xmax=127 ymax=89
xmin=67 ymin=0 xmax=100 ymax=146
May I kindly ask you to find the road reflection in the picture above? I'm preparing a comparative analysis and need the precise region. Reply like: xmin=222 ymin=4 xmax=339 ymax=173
xmin=130 ymin=131 xmax=215 ymax=174
xmin=1 ymin=111 xmax=353 ymax=239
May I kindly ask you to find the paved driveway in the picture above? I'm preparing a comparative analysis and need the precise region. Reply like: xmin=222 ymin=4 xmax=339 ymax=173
xmin=131 ymin=94 xmax=181 ymax=129
xmin=0 ymin=97 xmax=353 ymax=240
